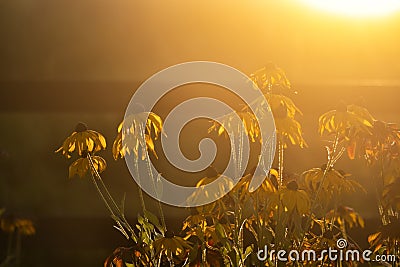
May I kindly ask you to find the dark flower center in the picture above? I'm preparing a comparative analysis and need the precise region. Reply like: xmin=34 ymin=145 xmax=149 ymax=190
xmin=286 ymin=180 xmax=298 ymax=191
xmin=320 ymin=164 xmax=329 ymax=171
xmin=75 ymin=122 xmax=88 ymax=133
xmin=374 ymin=120 xmax=386 ymax=132
xmin=219 ymin=217 xmax=228 ymax=225
xmin=165 ymin=230 xmax=174 ymax=238
xmin=337 ymin=205 xmax=348 ymax=215
xmin=81 ymin=151 xmax=89 ymax=158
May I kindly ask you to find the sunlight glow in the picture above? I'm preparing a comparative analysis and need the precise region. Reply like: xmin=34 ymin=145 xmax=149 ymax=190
xmin=299 ymin=0 xmax=400 ymax=17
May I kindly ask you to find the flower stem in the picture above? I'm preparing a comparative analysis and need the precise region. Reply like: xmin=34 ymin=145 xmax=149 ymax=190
xmin=144 ymin=152 xmax=166 ymax=233
xmin=278 ymin=139 xmax=284 ymax=187
xmin=15 ymin=230 xmax=21 ymax=267
xmin=139 ymin=123 xmax=167 ymax=233
xmin=134 ymin=158 xmax=147 ymax=215
xmin=299 ymin=130 xmax=341 ymax=249
xmin=87 ymin=154 xmax=138 ymax=241
xmin=6 ymin=231 xmax=13 ymax=258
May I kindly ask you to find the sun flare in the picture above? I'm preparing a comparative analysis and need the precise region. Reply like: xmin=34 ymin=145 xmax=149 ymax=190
xmin=300 ymin=0 xmax=400 ymax=17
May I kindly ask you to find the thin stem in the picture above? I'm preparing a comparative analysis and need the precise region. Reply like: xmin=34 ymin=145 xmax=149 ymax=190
xmin=238 ymin=124 xmax=244 ymax=173
xmin=169 ymin=251 xmax=175 ymax=267
xmin=1 ymin=232 xmax=15 ymax=267
xmin=144 ymin=151 xmax=166 ymax=233
xmin=378 ymin=152 xmax=389 ymax=225
xmin=255 ymin=192 xmax=262 ymax=251
xmin=15 ymin=230 xmax=21 ymax=267
xmin=87 ymin=154 xmax=138 ymax=241
xmin=201 ymin=240 xmax=207 ymax=267
xmin=299 ymin=130 xmax=341 ymax=249
xmin=89 ymin=170 xmax=129 ymax=239
xmin=238 ymin=219 xmax=248 ymax=266
xmin=157 ymin=254 xmax=161 ymax=267
xmin=278 ymin=139 xmax=284 ymax=187
xmin=231 ymin=130 xmax=238 ymax=178
xmin=230 ymin=132 xmax=239 ymax=262
xmin=134 ymin=157 xmax=147 ymax=214
xmin=313 ymin=131 xmax=340 ymax=208
xmin=0 ymin=255 xmax=14 ymax=267
xmin=140 ymin=123 xmax=166 ymax=233
xmin=229 ymin=131 xmax=245 ymax=266
xmin=94 ymin=166 xmax=126 ymax=217
xmin=88 ymin=170 xmax=119 ymax=224
xmin=238 ymin=125 xmax=246 ymax=267
xmin=6 ymin=231 xmax=13 ymax=257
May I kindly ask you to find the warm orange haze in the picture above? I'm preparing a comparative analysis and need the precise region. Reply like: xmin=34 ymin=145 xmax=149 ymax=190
xmin=299 ymin=0 xmax=400 ymax=17
xmin=0 ymin=1 xmax=400 ymax=266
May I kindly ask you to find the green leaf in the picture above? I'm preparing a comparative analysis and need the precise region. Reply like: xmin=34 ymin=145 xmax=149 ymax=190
xmin=144 ymin=210 xmax=163 ymax=233
xmin=137 ymin=214 xmax=145 ymax=225
xmin=243 ymin=245 xmax=253 ymax=260
xmin=112 ymin=223 xmax=129 ymax=239
xmin=215 ymin=223 xmax=227 ymax=239
xmin=119 ymin=193 xmax=126 ymax=215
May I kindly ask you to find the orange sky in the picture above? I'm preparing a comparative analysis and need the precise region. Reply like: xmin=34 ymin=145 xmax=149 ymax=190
xmin=0 ymin=0 xmax=399 ymax=85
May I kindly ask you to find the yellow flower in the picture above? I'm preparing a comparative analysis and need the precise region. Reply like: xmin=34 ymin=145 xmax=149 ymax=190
xmin=153 ymin=231 xmax=191 ymax=260
xmin=183 ymin=215 xmax=226 ymax=244
xmin=326 ymin=206 xmax=365 ymax=229
xmin=56 ymin=122 xmax=106 ymax=158
xmin=14 ymin=219 xmax=36 ymax=235
xmin=183 ymin=213 xmax=208 ymax=230
xmin=68 ymin=153 xmax=106 ymax=178
xmin=235 ymin=171 xmax=277 ymax=202
xmin=104 ymin=246 xmax=151 ymax=267
xmin=266 ymin=93 xmax=302 ymax=118
xmin=208 ymin=111 xmax=261 ymax=142
xmin=249 ymin=65 xmax=306 ymax=148
xmin=186 ymin=170 xmax=234 ymax=208
xmin=347 ymin=119 xmax=400 ymax=164
xmin=279 ymin=181 xmax=310 ymax=215
xmin=254 ymin=93 xmax=306 ymax=148
xmin=249 ymin=63 xmax=292 ymax=94
xmin=0 ymin=214 xmax=35 ymax=236
xmin=301 ymin=166 xmax=364 ymax=196
xmin=318 ymin=103 xmax=373 ymax=136
xmin=275 ymin=116 xmax=307 ymax=148
xmin=112 ymin=112 xmax=163 ymax=160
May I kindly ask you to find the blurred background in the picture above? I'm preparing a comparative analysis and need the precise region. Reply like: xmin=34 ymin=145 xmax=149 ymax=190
xmin=0 ymin=0 xmax=400 ymax=266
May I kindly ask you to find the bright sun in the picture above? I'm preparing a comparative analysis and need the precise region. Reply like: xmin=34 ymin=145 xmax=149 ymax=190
xmin=300 ymin=0 xmax=400 ymax=17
